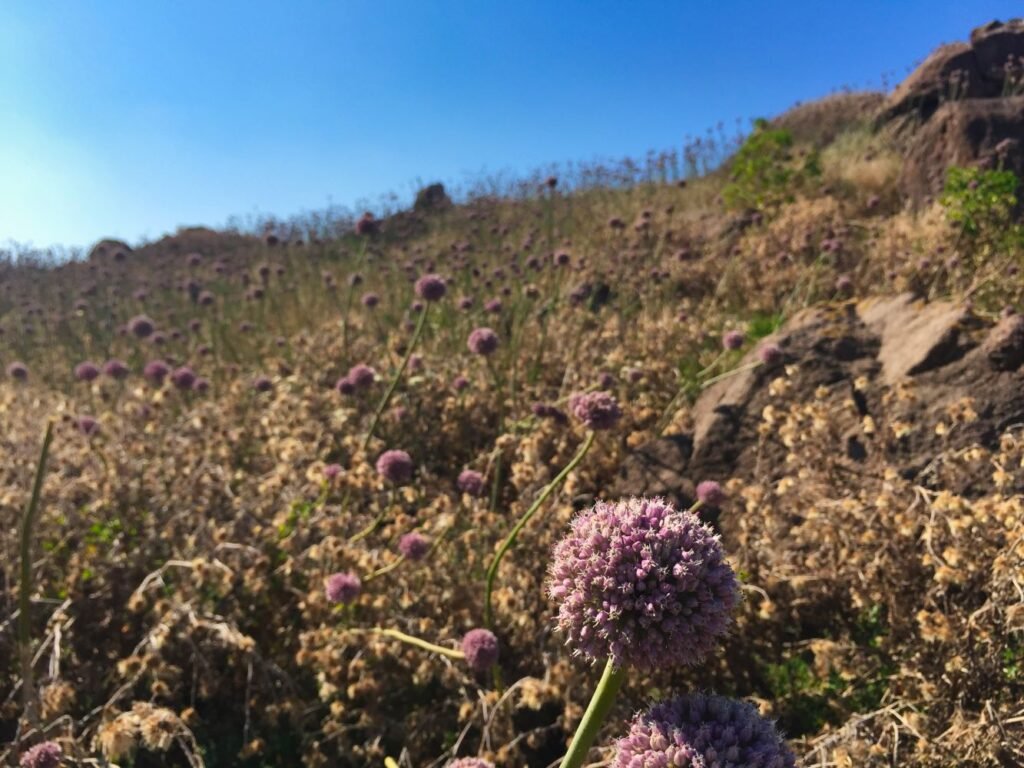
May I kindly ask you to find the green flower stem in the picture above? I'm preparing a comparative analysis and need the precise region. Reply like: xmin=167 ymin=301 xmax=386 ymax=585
xmin=19 ymin=421 xmax=54 ymax=727
xmin=484 ymin=430 xmax=596 ymax=628
xmin=559 ymin=658 xmax=626 ymax=768
xmin=700 ymin=359 xmax=762 ymax=390
xmin=362 ymin=304 xmax=430 ymax=451
xmin=364 ymin=554 xmax=406 ymax=582
xmin=355 ymin=627 xmax=465 ymax=661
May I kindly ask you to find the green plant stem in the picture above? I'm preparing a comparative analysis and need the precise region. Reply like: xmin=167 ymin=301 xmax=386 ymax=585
xmin=19 ymin=421 xmax=54 ymax=728
xmin=364 ymin=554 xmax=406 ymax=582
xmin=484 ymin=430 xmax=596 ymax=628
xmin=355 ymin=627 xmax=465 ymax=660
xmin=362 ymin=305 xmax=429 ymax=450
xmin=700 ymin=359 xmax=763 ymax=390
xmin=559 ymin=658 xmax=626 ymax=768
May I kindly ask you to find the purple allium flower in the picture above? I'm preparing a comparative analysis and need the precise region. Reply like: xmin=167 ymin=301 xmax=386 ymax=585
xmin=835 ymin=274 xmax=853 ymax=294
xmin=128 ymin=314 xmax=155 ymax=338
xmin=143 ymin=359 xmax=169 ymax=385
xmin=354 ymin=212 xmax=379 ymax=236
xmin=323 ymin=463 xmax=343 ymax=480
xmin=74 ymin=361 xmax=100 ymax=382
xmin=458 ymin=296 xmax=474 ymax=311
xmin=376 ymin=449 xmax=414 ymax=485
xmin=484 ymin=298 xmax=502 ymax=314
xmin=7 ymin=361 xmax=29 ymax=381
xmin=723 ymin=330 xmax=745 ymax=350
xmin=408 ymin=353 xmax=424 ymax=373
xmin=467 ymin=327 xmax=499 ymax=356
xmin=597 ymin=371 xmax=616 ymax=389
xmin=75 ymin=415 xmax=99 ymax=437
xmin=19 ymin=741 xmax=63 ymax=768
xmin=547 ymin=497 xmax=739 ymax=670
xmin=461 ymin=628 xmax=499 ymax=672
xmin=348 ymin=364 xmax=376 ymax=389
xmin=447 ymin=760 xmax=494 ymax=768
xmin=198 ymin=290 xmax=215 ymax=307
xmin=192 ymin=377 xmax=210 ymax=393
xmin=325 ymin=572 xmax=361 ymax=604
xmin=696 ymin=480 xmax=727 ymax=508
xmin=398 ymin=532 xmax=431 ymax=562
xmin=361 ymin=292 xmax=380 ymax=308
xmin=252 ymin=375 xmax=273 ymax=393
xmin=452 ymin=375 xmax=470 ymax=392
xmin=335 ymin=376 xmax=356 ymax=395
xmin=613 ymin=693 xmax=796 ymax=768
xmin=568 ymin=391 xmax=622 ymax=430
xmin=348 ymin=273 xmax=364 ymax=287
xmin=457 ymin=469 xmax=485 ymax=497
xmin=758 ymin=343 xmax=783 ymax=366
xmin=170 ymin=366 xmax=197 ymax=390
xmin=415 ymin=273 xmax=447 ymax=302
xmin=554 ymin=250 xmax=571 ymax=267
xmin=102 ymin=359 xmax=130 ymax=379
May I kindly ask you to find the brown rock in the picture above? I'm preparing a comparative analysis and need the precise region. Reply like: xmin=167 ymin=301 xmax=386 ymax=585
xmin=858 ymin=294 xmax=972 ymax=384
xmin=981 ymin=313 xmax=1024 ymax=370
xmin=880 ymin=43 xmax=991 ymax=123
xmin=614 ymin=434 xmax=692 ymax=504
xmin=969 ymin=18 xmax=1024 ymax=82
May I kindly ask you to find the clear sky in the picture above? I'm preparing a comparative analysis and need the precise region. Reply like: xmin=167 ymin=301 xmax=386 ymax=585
xmin=1 ymin=1 xmax=1019 ymax=250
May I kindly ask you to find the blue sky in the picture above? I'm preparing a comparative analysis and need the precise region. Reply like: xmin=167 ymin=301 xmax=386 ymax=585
xmin=1 ymin=1 xmax=1019 ymax=249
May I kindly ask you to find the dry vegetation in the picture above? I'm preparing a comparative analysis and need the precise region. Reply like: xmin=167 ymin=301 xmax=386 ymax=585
xmin=1 ymin=91 xmax=1023 ymax=767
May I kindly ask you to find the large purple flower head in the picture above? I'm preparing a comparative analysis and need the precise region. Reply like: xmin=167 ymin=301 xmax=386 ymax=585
xmin=457 ymin=469 xmax=485 ymax=497
xmin=19 ymin=741 xmax=62 ymax=768
xmin=398 ymin=532 xmax=430 ymax=562
xmin=325 ymin=572 xmax=361 ymax=604
xmin=614 ymin=694 xmax=795 ymax=768
xmin=569 ymin=390 xmax=622 ymax=431
xmin=142 ymin=359 xmax=169 ymax=385
xmin=376 ymin=449 xmax=414 ymax=485
xmin=547 ymin=497 xmax=739 ymax=670
xmin=461 ymin=628 xmax=499 ymax=672
xmin=467 ymin=327 xmax=499 ymax=356
xmin=447 ymin=760 xmax=494 ymax=768
xmin=128 ymin=314 xmax=155 ymax=338
xmin=74 ymin=361 xmax=100 ymax=382
xmin=415 ymin=273 xmax=447 ymax=302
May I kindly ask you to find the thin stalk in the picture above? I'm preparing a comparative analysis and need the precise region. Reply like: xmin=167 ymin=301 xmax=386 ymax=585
xmin=353 ymin=627 xmax=465 ymax=660
xmin=364 ymin=554 xmax=406 ymax=582
xmin=700 ymin=359 xmax=762 ymax=390
xmin=558 ymin=658 xmax=626 ymax=768
xmin=362 ymin=305 xmax=429 ymax=450
xmin=19 ymin=421 xmax=54 ymax=727
xmin=484 ymin=431 xmax=596 ymax=628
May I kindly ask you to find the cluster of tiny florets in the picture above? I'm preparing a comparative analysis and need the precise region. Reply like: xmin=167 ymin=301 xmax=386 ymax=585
xmin=614 ymin=693 xmax=795 ymax=768
xmin=19 ymin=741 xmax=62 ymax=768
xmin=325 ymin=572 xmax=361 ymax=604
xmin=460 ymin=629 xmax=499 ymax=672
xmin=376 ymin=449 xmax=414 ymax=485
xmin=457 ymin=469 xmax=485 ymax=496
xmin=547 ymin=497 xmax=739 ymax=670
xmin=467 ymin=327 xmax=499 ymax=356
xmin=568 ymin=390 xmax=622 ymax=430
xmin=446 ymin=759 xmax=494 ymax=768
xmin=398 ymin=532 xmax=430 ymax=562
xmin=414 ymin=274 xmax=447 ymax=302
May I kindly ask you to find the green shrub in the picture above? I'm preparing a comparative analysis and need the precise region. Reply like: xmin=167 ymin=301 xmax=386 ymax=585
xmin=722 ymin=119 xmax=819 ymax=211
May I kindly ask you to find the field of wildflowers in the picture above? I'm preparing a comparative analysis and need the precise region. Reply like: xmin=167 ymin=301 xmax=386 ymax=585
xmin=2 ymin=86 xmax=1023 ymax=767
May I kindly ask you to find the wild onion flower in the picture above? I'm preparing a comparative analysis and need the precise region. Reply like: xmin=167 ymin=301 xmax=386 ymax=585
xmin=323 ymin=463 xmax=343 ymax=481
xmin=461 ymin=628 xmax=499 ymax=672
xmin=102 ymin=359 xmax=130 ymax=379
xmin=128 ymin=314 xmax=155 ymax=338
xmin=170 ymin=366 xmax=196 ymax=390
xmin=452 ymin=375 xmax=470 ymax=392
xmin=19 ymin=741 xmax=62 ymax=768
xmin=415 ymin=274 xmax=447 ymax=302
xmin=547 ymin=497 xmax=739 ymax=670
xmin=347 ymin=364 xmax=376 ymax=389
xmin=252 ymin=375 xmax=273 ymax=393
xmin=355 ymin=212 xmax=379 ymax=236
xmin=335 ymin=376 xmax=356 ymax=395
xmin=448 ymin=759 xmax=493 ymax=768
xmin=613 ymin=694 xmax=795 ymax=768
xmin=696 ymin=480 xmax=726 ymax=508
xmin=398 ymin=532 xmax=430 ymax=562
xmin=597 ymin=371 xmax=616 ymax=389
xmin=758 ymin=343 xmax=783 ymax=366
xmin=554 ymin=250 xmax=571 ymax=266
xmin=376 ymin=449 xmax=414 ymax=485
xmin=74 ymin=361 xmax=101 ymax=382
xmin=722 ymin=330 xmax=744 ymax=350
xmin=192 ymin=377 xmax=210 ymax=393
xmin=142 ymin=360 xmax=169 ymax=385
xmin=75 ymin=415 xmax=100 ymax=437
xmin=457 ymin=469 xmax=485 ymax=497
xmin=458 ymin=296 xmax=474 ymax=311
xmin=325 ymin=572 xmax=361 ymax=604
xmin=6 ymin=364 xmax=28 ymax=382
xmin=484 ymin=298 xmax=502 ymax=314
xmin=569 ymin=391 xmax=621 ymax=431
xmin=467 ymin=327 xmax=499 ymax=356
xmin=361 ymin=292 xmax=380 ymax=308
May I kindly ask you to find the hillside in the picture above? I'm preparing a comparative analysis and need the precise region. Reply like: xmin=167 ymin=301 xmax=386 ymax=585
xmin=2 ymin=20 xmax=1024 ymax=768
